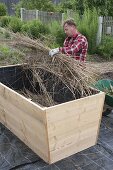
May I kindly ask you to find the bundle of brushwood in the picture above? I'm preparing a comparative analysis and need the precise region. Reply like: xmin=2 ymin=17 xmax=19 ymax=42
xmin=9 ymin=33 xmax=98 ymax=107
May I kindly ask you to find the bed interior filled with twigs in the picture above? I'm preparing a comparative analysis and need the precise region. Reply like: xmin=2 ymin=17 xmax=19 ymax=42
xmin=5 ymin=32 xmax=99 ymax=107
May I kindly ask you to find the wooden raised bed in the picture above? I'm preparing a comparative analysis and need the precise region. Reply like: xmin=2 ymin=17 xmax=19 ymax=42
xmin=0 ymin=64 xmax=105 ymax=164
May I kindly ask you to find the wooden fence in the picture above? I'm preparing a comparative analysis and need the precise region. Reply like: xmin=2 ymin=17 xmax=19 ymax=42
xmin=20 ymin=8 xmax=64 ymax=24
xmin=20 ymin=9 xmax=113 ymax=44
xmin=97 ymin=16 xmax=113 ymax=45
xmin=102 ymin=16 xmax=113 ymax=36
xmin=66 ymin=10 xmax=113 ymax=44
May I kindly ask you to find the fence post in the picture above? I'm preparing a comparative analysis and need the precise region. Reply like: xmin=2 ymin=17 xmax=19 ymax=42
xmin=20 ymin=8 xmax=25 ymax=21
xmin=96 ymin=16 xmax=103 ymax=45
xmin=61 ymin=13 xmax=65 ymax=25
xmin=36 ymin=10 xmax=39 ymax=20
xmin=67 ymin=9 xmax=70 ymax=18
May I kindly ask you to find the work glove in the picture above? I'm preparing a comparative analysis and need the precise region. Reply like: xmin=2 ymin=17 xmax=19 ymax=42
xmin=49 ymin=48 xmax=59 ymax=57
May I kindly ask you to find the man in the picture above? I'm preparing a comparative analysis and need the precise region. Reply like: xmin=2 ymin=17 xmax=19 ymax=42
xmin=49 ymin=19 xmax=88 ymax=62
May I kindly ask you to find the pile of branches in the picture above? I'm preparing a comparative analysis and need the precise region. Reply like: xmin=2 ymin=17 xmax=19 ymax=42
xmin=9 ymin=32 xmax=98 ymax=107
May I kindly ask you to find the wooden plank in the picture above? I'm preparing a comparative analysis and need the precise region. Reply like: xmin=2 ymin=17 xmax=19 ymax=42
xmin=102 ymin=16 xmax=113 ymax=36
xmin=0 ymin=83 xmax=50 ymax=163
xmin=46 ymin=92 xmax=105 ymax=163
xmin=50 ymin=132 xmax=97 ymax=163
xmin=0 ymin=83 xmax=46 ymax=122
xmin=0 ymin=76 xmax=105 ymax=164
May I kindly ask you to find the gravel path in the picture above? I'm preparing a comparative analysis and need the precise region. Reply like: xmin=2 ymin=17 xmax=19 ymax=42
xmin=88 ymin=61 xmax=113 ymax=80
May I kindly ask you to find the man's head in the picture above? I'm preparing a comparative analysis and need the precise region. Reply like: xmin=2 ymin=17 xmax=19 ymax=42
xmin=63 ymin=19 xmax=77 ymax=37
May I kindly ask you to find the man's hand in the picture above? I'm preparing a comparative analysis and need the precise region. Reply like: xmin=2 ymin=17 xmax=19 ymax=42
xmin=49 ymin=48 xmax=59 ymax=57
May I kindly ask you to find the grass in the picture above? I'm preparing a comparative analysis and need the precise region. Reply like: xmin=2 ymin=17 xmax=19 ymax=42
xmin=0 ymin=27 xmax=30 ymax=65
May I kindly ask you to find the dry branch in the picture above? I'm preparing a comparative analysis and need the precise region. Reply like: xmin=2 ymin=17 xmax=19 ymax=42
xmin=3 ymin=31 xmax=98 ymax=106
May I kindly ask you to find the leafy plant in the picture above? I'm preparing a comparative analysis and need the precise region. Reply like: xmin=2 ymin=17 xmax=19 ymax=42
xmin=15 ymin=0 xmax=56 ymax=17
xmin=0 ymin=44 xmax=24 ymax=64
xmin=21 ymin=20 xmax=49 ymax=38
xmin=74 ymin=8 xmax=98 ymax=54
xmin=8 ymin=17 xmax=23 ymax=33
xmin=57 ymin=0 xmax=113 ymax=17
xmin=96 ymin=35 xmax=113 ymax=60
xmin=0 ymin=44 xmax=10 ymax=59
xmin=0 ymin=28 xmax=11 ymax=39
xmin=3 ymin=31 xmax=11 ymax=39
xmin=0 ymin=16 xmax=11 ymax=27
xmin=48 ymin=21 xmax=66 ymax=47
xmin=0 ymin=3 xmax=7 ymax=16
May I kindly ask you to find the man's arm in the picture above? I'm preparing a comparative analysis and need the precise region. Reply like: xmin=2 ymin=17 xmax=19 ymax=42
xmin=59 ymin=38 xmax=83 ymax=56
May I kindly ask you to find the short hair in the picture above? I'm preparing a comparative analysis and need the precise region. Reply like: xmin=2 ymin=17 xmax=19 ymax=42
xmin=63 ymin=19 xmax=76 ymax=28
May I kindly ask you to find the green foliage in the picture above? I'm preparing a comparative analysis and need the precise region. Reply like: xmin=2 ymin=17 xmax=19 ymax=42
xmin=0 ymin=28 xmax=11 ymax=39
xmin=21 ymin=20 xmax=49 ymax=38
xmin=57 ymin=0 xmax=87 ymax=15
xmin=75 ymin=0 xmax=88 ymax=15
xmin=3 ymin=31 xmax=11 ymax=39
xmin=0 ymin=16 xmax=11 ymax=27
xmin=55 ymin=28 xmax=66 ymax=47
xmin=48 ymin=21 xmax=66 ymax=47
xmin=14 ymin=0 xmax=113 ymax=17
xmin=0 ymin=3 xmax=7 ymax=16
xmin=0 ymin=44 xmax=24 ymax=64
xmin=8 ymin=17 xmax=23 ymax=33
xmin=0 ymin=44 xmax=10 ymax=58
xmin=96 ymin=36 xmax=113 ymax=60
xmin=57 ymin=0 xmax=77 ymax=13
xmin=57 ymin=0 xmax=113 ymax=17
xmin=21 ymin=22 xmax=30 ymax=33
xmin=86 ymin=0 xmax=112 ymax=16
xmin=75 ymin=8 xmax=98 ymax=54
xmin=108 ymin=0 xmax=113 ymax=16
xmin=15 ymin=0 xmax=56 ymax=16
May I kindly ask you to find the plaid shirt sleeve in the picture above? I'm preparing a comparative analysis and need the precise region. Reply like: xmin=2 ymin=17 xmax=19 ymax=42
xmin=59 ymin=34 xmax=88 ymax=62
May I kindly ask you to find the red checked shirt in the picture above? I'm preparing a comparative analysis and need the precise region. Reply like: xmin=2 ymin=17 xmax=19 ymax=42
xmin=59 ymin=33 xmax=88 ymax=62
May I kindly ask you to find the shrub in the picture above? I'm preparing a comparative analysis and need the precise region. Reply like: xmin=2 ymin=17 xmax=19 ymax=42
xmin=0 ymin=16 xmax=11 ymax=27
xmin=0 ymin=3 xmax=7 ymax=16
xmin=48 ymin=21 xmax=66 ymax=47
xmin=79 ymin=9 xmax=98 ymax=54
xmin=73 ymin=8 xmax=98 ymax=54
xmin=21 ymin=20 xmax=49 ymax=38
xmin=15 ymin=0 xmax=56 ymax=17
xmin=55 ymin=28 xmax=66 ymax=46
xmin=3 ymin=31 xmax=11 ymax=39
xmin=8 ymin=17 xmax=23 ymax=33
xmin=96 ymin=36 xmax=113 ymax=60
xmin=0 ymin=44 xmax=24 ymax=64
xmin=21 ymin=22 xmax=30 ymax=34
xmin=0 ymin=44 xmax=10 ymax=59
xmin=0 ymin=28 xmax=11 ymax=39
